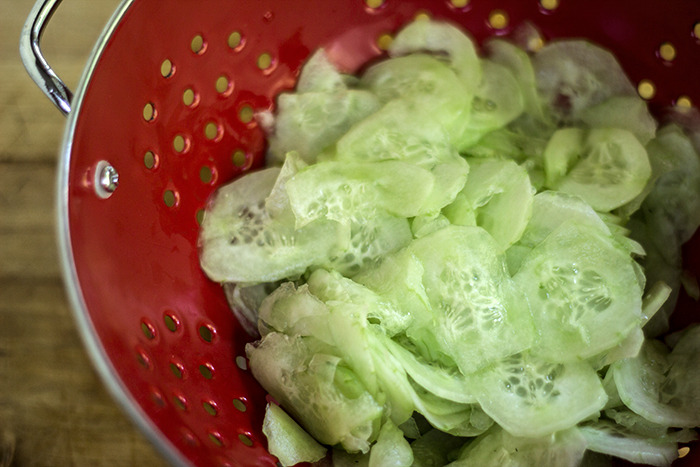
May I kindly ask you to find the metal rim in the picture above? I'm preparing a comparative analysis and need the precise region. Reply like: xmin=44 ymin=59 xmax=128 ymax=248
xmin=55 ymin=1 xmax=194 ymax=465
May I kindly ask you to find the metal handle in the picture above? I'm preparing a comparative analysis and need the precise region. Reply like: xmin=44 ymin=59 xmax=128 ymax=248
xmin=20 ymin=0 xmax=73 ymax=116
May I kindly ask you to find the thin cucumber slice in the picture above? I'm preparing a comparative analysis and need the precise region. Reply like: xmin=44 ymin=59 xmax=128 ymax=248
xmin=450 ymin=59 xmax=525 ymax=150
xmin=474 ymin=352 xmax=607 ymax=437
xmin=368 ymin=421 xmax=413 ymax=467
xmin=223 ymin=281 xmax=279 ymax=338
xmin=533 ymin=39 xmax=636 ymax=123
xmin=612 ymin=336 xmax=700 ymax=428
xmin=246 ymin=333 xmax=382 ymax=453
xmin=449 ymin=426 xmax=587 ymax=467
xmin=199 ymin=168 xmax=345 ymax=284
xmin=409 ymin=381 xmax=493 ymax=437
xmin=580 ymin=420 xmax=696 ymax=467
xmin=407 ymin=226 xmax=535 ymax=375
xmin=604 ymin=408 xmax=670 ymax=438
xmin=384 ymin=337 xmax=478 ymax=404
xmin=263 ymin=403 xmax=327 ymax=466
xmin=514 ymin=220 xmax=643 ymax=362
xmin=388 ymin=19 xmax=482 ymax=92
xmin=518 ymin=191 xmax=610 ymax=249
xmin=324 ymin=214 xmax=412 ymax=277
xmin=579 ymin=96 xmax=657 ymax=145
xmin=360 ymin=54 xmax=468 ymax=117
xmin=543 ymin=128 xmax=586 ymax=188
xmin=296 ymin=49 xmax=347 ymax=93
xmin=589 ymin=326 xmax=644 ymax=370
xmin=267 ymin=89 xmax=381 ymax=165
xmin=443 ymin=159 xmax=534 ymax=249
xmin=550 ymin=128 xmax=652 ymax=212
xmin=484 ymin=37 xmax=547 ymax=122
xmin=286 ymin=160 xmax=435 ymax=227
xmin=333 ymin=449 xmax=369 ymax=467
xmin=411 ymin=213 xmax=452 ymax=239
xmin=307 ymin=269 xmax=411 ymax=337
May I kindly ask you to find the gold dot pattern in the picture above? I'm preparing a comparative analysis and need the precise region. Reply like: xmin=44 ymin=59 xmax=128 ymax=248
xmin=228 ymin=31 xmax=243 ymax=49
xmin=450 ymin=0 xmax=469 ymax=7
xmin=365 ymin=0 xmax=384 ymax=8
xmin=540 ymin=0 xmax=559 ymax=10
xmin=377 ymin=33 xmax=394 ymax=51
xmin=637 ymin=79 xmax=656 ymax=100
xmin=659 ymin=42 xmax=676 ymax=61
xmin=676 ymin=96 xmax=693 ymax=108
xmin=489 ymin=10 xmax=509 ymax=30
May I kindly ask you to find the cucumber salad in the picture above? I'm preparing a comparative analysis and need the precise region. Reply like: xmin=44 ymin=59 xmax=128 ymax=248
xmin=198 ymin=19 xmax=700 ymax=467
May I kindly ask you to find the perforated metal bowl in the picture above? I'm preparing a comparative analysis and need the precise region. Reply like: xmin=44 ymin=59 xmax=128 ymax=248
xmin=20 ymin=0 xmax=700 ymax=466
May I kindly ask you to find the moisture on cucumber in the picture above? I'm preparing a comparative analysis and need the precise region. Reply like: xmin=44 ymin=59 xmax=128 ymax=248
xmin=197 ymin=17 xmax=700 ymax=467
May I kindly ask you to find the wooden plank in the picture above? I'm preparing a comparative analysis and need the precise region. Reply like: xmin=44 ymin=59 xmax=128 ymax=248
xmin=0 ymin=162 xmax=55 ymax=232
xmin=0 ymin=280 xmax=169 ymax=467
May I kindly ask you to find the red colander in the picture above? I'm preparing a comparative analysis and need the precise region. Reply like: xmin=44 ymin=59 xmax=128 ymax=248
xmin=19 ymin=0 xmax=700 ymax=466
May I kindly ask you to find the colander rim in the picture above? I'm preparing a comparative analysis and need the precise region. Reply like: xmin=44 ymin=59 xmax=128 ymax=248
xmin=55 ymin=0 xmax=194 ymax=465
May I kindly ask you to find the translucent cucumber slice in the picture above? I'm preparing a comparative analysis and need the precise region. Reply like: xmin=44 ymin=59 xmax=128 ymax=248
xmin=307 ymin=269 xmax=411 ymax=336
xmin=360 ymin=54 xmax=468 ymax=116
xmin=552 ymin=128 xmax=652 ymax=212
xmin=384 ymin=337 xmax=478 ymax=404
xmin=262 ymin=403 xmax=327 ymax=466
xmin=518 ymin=191 xmax=610 ymax=249
xmin=223 ymin=281 xmax=279 ymax=338
xmin=484 ymin=38 xmax=547 ymax=122
xmin=532 ymin=39 xmax=636 ymax=123
xmin=514 ymin=220 xmax=643 ymax=362
xmin=335 ymin=99 xmax=455 ymax=162
xmin=604 ymin=408 xmax=670 ymax=438
xmin=265 ymin=151 xmax=307 ymax=221
xmin=612 ymin=337 xmax=700 ymax=427
xmin=388 ymin=19 xmax=482 ymax=92
xmin=474 ymin=352 xmax=607 ymax=437
xmin=641 ymin=124 xmax=700 ymax=245
xmin=246 ymin=333 xmax=383 ymax=453
xmin=543 ymin=127 xmax=586 ymax=188
xmin=258 ymin=282 xmax=328 ymax=334
xmin=579 ymin=96 xmax=657 ymax=145
xmin=333 ymin=449 xmax=369 ymax=467
xmin=296 ymin=49 xmax=347 ymax=93
xmin=443 ymin=159 xmax=534 ymax=249
xmin=199 ymin=168 xmax=345 ymax=284
xmin=410 ymin=381 xmax=493 ymax=437
xmin=580 ymin=420 xmax=695 ymax=467
xmin=411 ymin=213 xmax=452 ymax=239
xmin=407 ymin=226 xmax=535 ymax=375
xmin=368 ymin=421 xmax=413 ymax=467
xmin=323 ymin=214 xmax=412 ymax=278
xmin=449 ymin=426 xmax=588 ymax=467
xmin=589 ymin=326 xmax=644 ymax=370
xmin=267 ymin=89 xmax=381 ymax=165
xmin=286 ymin=160 xmax=434 ymax=227
xmin=450 ymin=60 xmax=525 ymax=150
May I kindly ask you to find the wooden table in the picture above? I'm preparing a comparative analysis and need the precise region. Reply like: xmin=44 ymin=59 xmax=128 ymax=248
xmin=0 ymin=1 xmax=170 ymax=465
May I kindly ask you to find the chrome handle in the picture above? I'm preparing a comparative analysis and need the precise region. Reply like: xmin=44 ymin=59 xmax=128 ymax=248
xmin=20 ymin=0 xmax=73 ymax=116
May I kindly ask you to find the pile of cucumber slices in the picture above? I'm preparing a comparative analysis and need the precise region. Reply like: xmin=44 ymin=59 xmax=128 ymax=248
xmin=198 ymin=19 xmax=700 ymax=467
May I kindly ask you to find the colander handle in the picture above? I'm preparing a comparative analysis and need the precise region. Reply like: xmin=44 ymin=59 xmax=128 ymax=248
xmin=20 ymin=0 xmax=73 ymax=116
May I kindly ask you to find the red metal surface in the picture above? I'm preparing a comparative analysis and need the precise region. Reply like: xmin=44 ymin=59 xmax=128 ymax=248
xmin=64 ymin=0 xmax=700 ymax=466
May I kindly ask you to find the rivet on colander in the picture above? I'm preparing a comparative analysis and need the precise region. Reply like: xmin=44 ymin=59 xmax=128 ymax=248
xmin=94 ymin=161 xmax=119 ymax=199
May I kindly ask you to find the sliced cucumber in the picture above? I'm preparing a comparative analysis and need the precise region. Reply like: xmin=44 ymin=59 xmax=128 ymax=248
xmin=612 ymin=336 xmax=700 ymax=428
xmin=408 ymin=226 xmax=535 ymax=375
xmin=443 ymin=159 xmax=534 ymax=249
xmin=246 ymin=333 xmax=383 ymax=453
xmin=262 ymin=403 xmax=327 ymax=466
xmin=286 ymin=160 xmax=435 ymax=227
xmin=533 ymin=39 xmax=636 ymax=123
xmin=388 ymin=19 xmax=482 ymax=92
xmin=580 ymin=420 xmax=695 ymax=467
xmin=450 ymin=59 xmax=525 ymax=150
xmin=518 ymin=191 xmax=610 ymax=249
xmin=545 ymin=128 xmax=652 ymax=212
xmin=296 ymin=49 xmax=347 ymax=93
xmin=514 ymin=220 xmax=643 ymax=362
xmin=449 ymin=425 xmax=588 ymax=467
xmin=410 ymin=429 xmax=466 ymax=467
xmin=368 ymin=421 xmax=413 ymax=467
xmin=579 ymin=96 xmax=657 ymax=145
xmin=484 ymin=37 xmax=547 ymax=122
xmin=199 ymin=168 xmax=345 ymax=284
xmin=474 ymin=352 xmax=607 ymax=437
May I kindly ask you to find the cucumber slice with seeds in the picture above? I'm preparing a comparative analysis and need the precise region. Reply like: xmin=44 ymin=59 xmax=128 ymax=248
xmin=514 ymin=220 xmax=643 ymax=362
xmin=474 ymin=352 xmax=607 ymax=437
xmin=199 ymin=168 xmax=345 ymax=284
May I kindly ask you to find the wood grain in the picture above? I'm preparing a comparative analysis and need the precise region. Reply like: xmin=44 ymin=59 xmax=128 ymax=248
xmin=0 ymin=1 xmax=170 ymax=466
